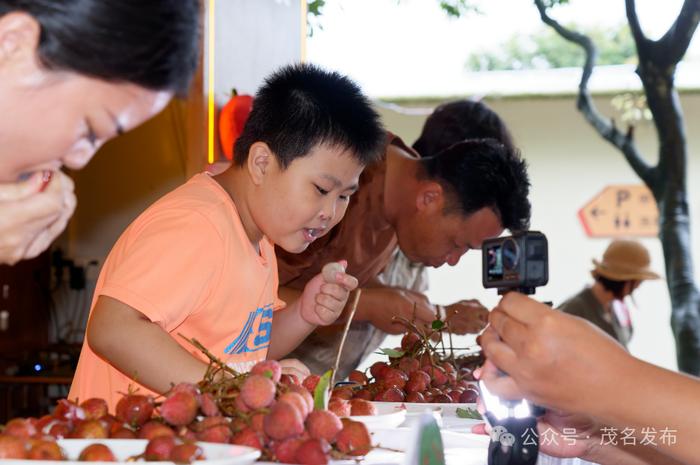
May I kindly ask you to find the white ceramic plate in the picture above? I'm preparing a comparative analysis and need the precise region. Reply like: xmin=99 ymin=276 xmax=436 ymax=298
xmin=348 ymin=402 xmax=407 ymax=429
xmin=0 ymin=439 xmax=261 ymax=465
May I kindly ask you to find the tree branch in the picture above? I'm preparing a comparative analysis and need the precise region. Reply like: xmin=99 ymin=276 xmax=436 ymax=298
xmin=533 ymin=0 xmax=654 ymax=186
xmin=657 ymin=0 xmax=700 ymax=66
xmin=625 ymin=0 xmax=648 ymax=47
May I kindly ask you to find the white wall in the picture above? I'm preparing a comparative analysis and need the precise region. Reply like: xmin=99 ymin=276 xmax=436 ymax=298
xmin=370 ymin=93 xmax=700 ymax=372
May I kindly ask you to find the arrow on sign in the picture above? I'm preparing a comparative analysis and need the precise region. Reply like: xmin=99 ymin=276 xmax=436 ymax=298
xmin=578 ymin=185 xmax=658 ymax=238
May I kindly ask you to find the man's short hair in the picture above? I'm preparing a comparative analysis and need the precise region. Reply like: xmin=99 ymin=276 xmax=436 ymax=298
xmin=419 ymin=138 xmax=531 ymax=232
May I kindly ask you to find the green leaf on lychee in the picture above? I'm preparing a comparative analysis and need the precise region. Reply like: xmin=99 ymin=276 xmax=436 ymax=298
xmin=432 ymin=319 xmax=445 ymax=330
xmin=456 ymin=407 xmax=482 ymax=419
xmin=313 ymin=369 xmax=333 ymax=411
xmin=379 ymin=348 xmax=405 ymax=358
xmin=262 ymin=369 xmax=273 ymax=379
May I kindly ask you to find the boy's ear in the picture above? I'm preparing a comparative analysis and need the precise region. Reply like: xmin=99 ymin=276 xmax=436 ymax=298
xmin=0 ymin=12 xmax=41 ymax=76
xmin=416 ymin=181 xmax=444 ymax=213
xmin=246 ymin=142 xmax=273 ymax=185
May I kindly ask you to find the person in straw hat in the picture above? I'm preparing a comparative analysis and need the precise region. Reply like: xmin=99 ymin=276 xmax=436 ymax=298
xmin=558 ymin=239 xmax=660 ymax=348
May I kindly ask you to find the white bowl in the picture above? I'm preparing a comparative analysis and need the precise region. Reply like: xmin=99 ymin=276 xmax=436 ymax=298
xmin=0 ymin=439 xmax=260 ymax=465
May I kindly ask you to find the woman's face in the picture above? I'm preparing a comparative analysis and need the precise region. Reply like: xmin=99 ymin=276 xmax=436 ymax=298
xmin=0 ymin=72 xmax=172 ymax=182
xmin=0 ymin=12 xmax=172 ymax=181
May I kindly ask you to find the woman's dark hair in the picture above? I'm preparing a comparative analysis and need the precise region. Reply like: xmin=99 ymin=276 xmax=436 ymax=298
xmin=0 ymin=0 xmax=200 ymax=95
xmin=234 ymin=63 xmax=385 ymax=168
xmin=412 ymin=99 xmax=515 ymax=157
xmin=594 ymin=275 xmax=631 ymax=300
xmin=419 ymin=138 xmax=531 ymax=232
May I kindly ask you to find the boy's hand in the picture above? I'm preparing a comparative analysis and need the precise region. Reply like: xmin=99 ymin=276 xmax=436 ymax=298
xmin=300 ymin=260 xmax=358 ymax=326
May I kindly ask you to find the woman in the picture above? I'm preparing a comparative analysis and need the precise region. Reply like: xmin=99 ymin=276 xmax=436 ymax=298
xmin=0 ymin=0 xmax=200 ymax=264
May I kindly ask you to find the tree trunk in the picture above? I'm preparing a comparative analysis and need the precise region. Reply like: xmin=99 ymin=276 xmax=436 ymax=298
xmin=534 ymin=0 xmax=700 ymax=373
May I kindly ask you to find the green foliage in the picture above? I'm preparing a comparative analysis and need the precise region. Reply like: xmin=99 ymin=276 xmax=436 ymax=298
xmin=306 ymin=0 xmax=326 ymax=37
xmin=456 ymin=407 xmax=483 ymax=419
xmin=438 ymin=0 xmax=481 ymax=18
xmin=467 ymin=23 xmax=636 ymax=71
xmin=378 ymin=347 xmax=406 ymax=358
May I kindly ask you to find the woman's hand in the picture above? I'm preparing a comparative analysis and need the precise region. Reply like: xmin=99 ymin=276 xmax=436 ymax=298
xmin=0 ymin=171 xmax=76 ymax=265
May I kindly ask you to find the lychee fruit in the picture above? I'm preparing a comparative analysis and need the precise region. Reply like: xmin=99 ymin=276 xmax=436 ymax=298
xmin=144 ymin=435 xmax=176 ymax=461
xmin=305 ymin=410 xmax=342 ymax=442
xmin=115 ymin=394 xmax=154 ymax=427
xmin=335 ymin=420 xmax=371 ymax=456
xmin=240 ymin=375 xmax=276 ymax=410
xmin=349 ymin=399 xmax=377 ymax=416
xmin=78 ymin=443 xmax=116 ymax=461
xmin=263 ymin=401 xmax=304 ymax=440
xmin=160 ymin=391 xmax=198 ymax=426
xmin=295 ymin=438 xmax=330 ymax=465
xmin=250 ymin=360 xmax=282 ymax=383
xmin=80 ymin=398 xmax=108 ymax=420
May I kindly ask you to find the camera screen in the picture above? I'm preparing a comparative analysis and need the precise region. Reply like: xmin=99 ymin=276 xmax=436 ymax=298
xmin=486 ymin=244 xmax=503 ymax=280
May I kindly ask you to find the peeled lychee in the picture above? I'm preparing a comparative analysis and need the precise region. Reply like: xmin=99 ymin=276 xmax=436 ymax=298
xmin=335 ymin=420 xmax=371 ymax=456
xmin=263 ymin=401 xmax=304 ymax=440
xmin=250 ymin=360 xmax=282 ymax=383
xmin=160 ymin=391 xmax=198 ymax=426
xmin=305 ymin=410 xmax=342 ymax=442
xmin=240 ymin=375 xmax=276 ymax=410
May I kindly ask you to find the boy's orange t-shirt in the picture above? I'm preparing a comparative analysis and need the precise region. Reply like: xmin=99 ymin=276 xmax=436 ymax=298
xmin=69 ymin=173 xmax=284 ymax=410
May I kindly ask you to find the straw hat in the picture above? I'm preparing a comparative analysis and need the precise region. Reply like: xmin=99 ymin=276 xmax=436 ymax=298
xmin=591 ymin=239 xmax=660 ymax=281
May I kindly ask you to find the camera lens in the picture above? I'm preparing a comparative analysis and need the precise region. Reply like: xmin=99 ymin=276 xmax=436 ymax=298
xmin=502 ymin=238 xmax=519 ymax=271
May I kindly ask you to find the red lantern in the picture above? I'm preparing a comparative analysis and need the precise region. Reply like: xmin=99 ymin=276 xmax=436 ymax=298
xmin=218 ymin=89 xmax=253 ymax=160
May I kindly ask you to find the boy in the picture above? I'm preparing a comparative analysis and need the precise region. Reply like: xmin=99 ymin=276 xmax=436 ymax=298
xmin=69 ymin=64 xmax=386 ymax=409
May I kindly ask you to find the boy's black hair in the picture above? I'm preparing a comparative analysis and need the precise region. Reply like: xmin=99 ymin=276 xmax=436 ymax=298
xmin=0 ymin=0 xmax=200 ymax=96
xmin=412 ymin=100 xmax=515 ymax=157
xmin=419 ymin=138 xmax=531 ymax=232
xmin=234 ymin=63 xmax=385 ymax=168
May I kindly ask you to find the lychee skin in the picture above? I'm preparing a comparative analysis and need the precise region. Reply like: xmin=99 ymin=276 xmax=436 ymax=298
xmin=250 ymin=360 xmax=282 ymax=383
xmin=160 ymin=391 xmax=199 ymax=427
xmin=305 ymin=410 xmax=342 ymax=442
xmin=295 ymin=438 xmax=330 ymax=465
xmin=335 ymin=420 xmax=372 ymax=456
xmin=240 ymin=374 xmax=276 ymax=410
xmin=263 ymin=401 xmax=305 ymax=441
xmin=144 ymin=435 xmax=176 ymax=461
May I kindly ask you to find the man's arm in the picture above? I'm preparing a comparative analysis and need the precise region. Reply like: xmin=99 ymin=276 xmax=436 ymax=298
xmin=280 ymin=284 xmax=437 ymax=334
xmin=481 ymin=293 xmax=700 ymax=465
xmin=87 ymin=296 xmax=209 ymax=394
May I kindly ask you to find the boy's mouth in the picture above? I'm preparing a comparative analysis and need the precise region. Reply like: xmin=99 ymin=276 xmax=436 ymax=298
xmin=302 ymin=227 xmax=326 ymax=242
